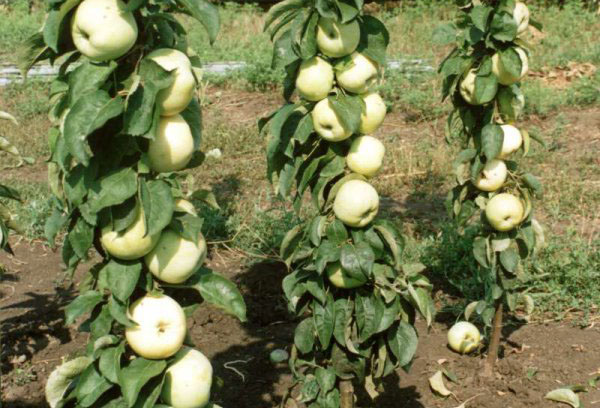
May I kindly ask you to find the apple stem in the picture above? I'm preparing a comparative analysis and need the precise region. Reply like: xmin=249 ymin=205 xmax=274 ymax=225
xmin=340 ymin=379 xmax=354 ymax=408
xmin=482 ymin=300 xmax=503 ymax=377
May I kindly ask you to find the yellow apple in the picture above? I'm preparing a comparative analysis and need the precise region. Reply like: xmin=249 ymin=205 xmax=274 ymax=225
xmin=513 ymin=2 xmax=530 ymax=36
xmin=147 ymin=49 xmax=196 ymax=117
xmin=333 ymin=179 xmax=379 ymax=228
xmin=316 ymin=17 xmax=360 ymax=58
xmin=473 ymin=159 xmax=507 ymax=192
xmin=71 ymin=0 xmax=138 ymax=62
xmin=161 ymin=347 xmax=213 ymax=408
xmin=100 ymin=206 xmax=160 ymax=260
xmin=485 ymin=193 xmax=524 ymax=232
xmin=459 ymin=68 xmax=498 ymax=105
xmin=336 ymin=52 xmax=379 ymax=94
xmin=499 ymin=124 xmax=523 ymax=158
xmin=346 ymin=136 xmax=385 ymax=178
xmin=447 ymin=321 xmax=481 ymax=354
xmin=326 ymin=262 xmax=367 ymax=289
xmin=296 ymin=56 xmax=334 ymax=102
xmin=312 ymin=98 xmax=352 ymax=142
xmin=492 ymin=47 xmax=529 ymax=86
xmin=125 ymin=293 xmax=187 ymax=359
xmin=359 ymin=92 xmax=386 ymax=134
xmin=148 ymin=115 xmax=194 ymax=173
xmin=144 ymin=229 xmax=207 ymax=284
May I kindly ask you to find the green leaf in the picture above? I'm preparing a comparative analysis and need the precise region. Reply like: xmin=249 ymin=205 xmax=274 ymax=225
xmin=387 ymin=321 xmax=418 ymax=367
xmin=139 ymin=179 xmax=174 ymax=237
xmin=101 ymin=260 xmax=142 ymax=302
xmin=432 ymin=23 xmax=457 ymax=46
xmin=481 ymin=124 xmax=504 ymax=161
xmin=373 ymin=222 xmax=403 ymax=268
xmin=119 ymin=358 xmax=167 ymax=407
xmin=99 ymin=343 xmax=125 ymax=384
xmin=65 ymin=290 xmax=103 ymax=325
xmin=315 ymin=367 xmax=336 ymax=394
xmin=329 ymin=94 xmax=362 ymax=134
xmin=490 ymin=12 xmax=518 ymax=41
xmin=45 ymin=208 xmax=69 ymax=246
xmin=357 ymin=15 xmax=389 ymax=66
xmin=522 ymin=173 xmax=542 ymax=193
xmin=340 ymin=243 xmax=367 ymax=281
xmin=295 ymin=317 xmax=315 ymax=354
xmin=131 ymin=375 xmax=165 ymax=408
xmin=470 ymin=5 xmax=493 ymax=32
xmin=335 ymin=0 xmax=360 ymax=23
xmin=407 ymin=284 xmax=434 ymax=326
xmin=180 ymin=98 xmax=203 ymax=150
xmin=169 ymin=213 xmax=204 ymax=245
xmin=75 ymin=364 xmax=113 ymax=407
xmin=111 ymin=197 xmax=138 ymax=232
xmin=271 ymin=29 xmax=299 ymax=70
xmin=313 ymin=296 xmax=335 ymax=349
xmin=355 ymin=293 xmax=380 ymax=342
xmin=86 ymin=168 xmax=138 ymax=214
xmin=90 ymin=304 xmax=114 ymax=339
xmin=298 ymin=11 xmax=318 ymax=59
xmin=333 ymin=298 xmax=352 ymax=347
xmin=68 ymin=217 xmax=93 ymax=260
xmin=499 ymin=47 xmax=523 ymax=80
xmin=45 ymin=356 xmax=93 ymax=408
xmin=280 ymin=224 xmax=304 ymax=265
xmin=473 ymin=74 xmax=498 ymax=105
xmin=473 ymin=236 xmax=490 ymax=268
xmin=68 ymin=61 xmax=118 ymax=107
xmin=315 ymin=240 xmax=341 ymax=273
xmin=43 ymin=0 xmax=81 ymax=52
xmin=264 ymin=0 xmax=305 ymax=33
xmin=175 ymin=0 xmax=220 ymax=44
xmin=499 ymin=247 xmax=519 ymax=273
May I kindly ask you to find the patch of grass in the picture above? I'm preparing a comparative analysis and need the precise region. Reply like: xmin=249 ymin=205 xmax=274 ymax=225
xmin=0 ymin=180 xmax=52 ymax=240
xmin=0 ymin=0 xmax=44 ymax=61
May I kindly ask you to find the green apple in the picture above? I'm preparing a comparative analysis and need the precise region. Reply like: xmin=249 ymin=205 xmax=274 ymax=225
xmin=485 ymin=193 xmax=524 ymax=232
xmin=312 ymin=98 xmax=352 ymax=142
xmin=174 ymin=199 xmax=197 ymax=216
xmin=161 ymin=347 xmax=212 ymax=408
xmin=100 ymin=206 xmax=160 ymax=260
xmin=125 ymin=293 xmax=187 ymax=359
xmin=147 ymin=49 xmax=196 ymax=117
xmin=447 ymin=321 xmax=481 ymax=354
xmin=359 ymin=92 xmax=386 ymax=134
xmin=499 ymin=124 xmax=523 ymax=158
xmin=326 ymin=262 xmax=367 ymax=289
xmin=144 ymin=229 xmax=207 ymax=284
xmin=473 ymin=159 xmax=507 ymax=192
xmin=336 ymin=52 xmax=379 ymax=94
xmin=346 ymin=136 xmax=385 ymax=178
xmin=296 ymin=56 xmax=334 ymax=102
xmin=333 ymin=179 xmax=379 ymax=228
xmin=497 ymin=85 xmax=525 ymax=123
xmin=459 ymin=68 xmax=498 ymax=105
xmin=492 ymin=47 xmax=529 ymax=86
xmin=316 ymin=17 xmax=360 ymax=58
xmin=148 ymin=114 xmax=194 ymax=173
xmin=513 ymin=2 xmax=530 ymax=36
xmin=71 ymin=0 xmax=138 ymax=62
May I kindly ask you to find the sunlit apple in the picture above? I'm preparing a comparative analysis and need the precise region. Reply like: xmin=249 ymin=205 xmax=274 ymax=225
xmin=485 ymin=193 xmax=524 ymax=232
xmin=316 ymin=17 xmax=360 ymax=58
xmin=333 ymin=179 xmax=379 ymax=228
xmin=312 ymin=98 xmax=352 ymax=142
xmin=346 ymin=136 xmax=385 ymax=178
xmin=296 ymin=56 xmax=334 ymax=101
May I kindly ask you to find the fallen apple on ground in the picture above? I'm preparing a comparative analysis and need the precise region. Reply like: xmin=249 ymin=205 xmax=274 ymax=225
xmin=312 ymin=98 xmax=352 ymax=141
xmin=333 ymin=179 xmax=379 ymax=227
xmin=359 ymin=92 xmax=387 ymax=134
xmin=296 ymin=56 xmax=334 ymax=101
xmin=499 ymin=124 xmax=523 ymax=158
xmin=326 ymin=262 xmax=367 ymax=289
xmin=100 ymin=205 xmax=160 ymax=260
xmin=161 ymin=347 xmax=213 ymax=408
xmin=346 ymin=135 xmax=385 ymax=178
xmin=448 ymin=321 xmax=481 ymax=354
xmin=485 ymin=193 xmax=525 ymax=231
xmin=336 ymin=52 xmax=379 ymax=94
xmin=316 ymin=17 xmax=360 ymax=58
xmin=148 ymin=114 xmax=194 ymax=173
xmin=473 ymin=159 xmax=508 ymax=192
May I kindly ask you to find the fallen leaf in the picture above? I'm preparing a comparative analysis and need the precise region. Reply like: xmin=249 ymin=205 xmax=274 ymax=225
xmin=545 ymin=388 xmax=581 ymax=408
xmin=429 ymin=370 xmax=453 ymax=397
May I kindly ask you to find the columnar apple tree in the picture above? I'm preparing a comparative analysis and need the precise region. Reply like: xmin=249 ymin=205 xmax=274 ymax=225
xmin=261 ymin=1 xmax=434 ymax=406
xmin=21 ymin=0 xmax=246 ymax=406
xmin=437 ymin=0 xmax=544 ymax=375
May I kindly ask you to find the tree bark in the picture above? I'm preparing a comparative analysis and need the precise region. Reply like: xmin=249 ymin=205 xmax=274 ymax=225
xmin=482 ymin=300 xmax=503 ymax=377
xmin=340 ymin=380 xmax=354 ymax=408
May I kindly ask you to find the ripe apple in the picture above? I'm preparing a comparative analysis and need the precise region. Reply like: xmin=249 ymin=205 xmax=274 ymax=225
xmin=148 ymin=114 xmax=194 ymax=173
xmin=147 ymin=49 xmax=196 ymax=117
xmin=447 ymin=321 xmax=481 ymax=354
xmin=513 ymin=2 xmax=530 ymax=36
xmin=499 ymin=124 xmax=523 ymax=158
xmin=125 ymin=293 xmax=187 ymax=359
xmin=333 ymin=179 xmax=379 ymax=228
xmin=459 ymin=69 xmax=497 ymax=105
xmin=485 ymin=193 xmax=524 ymax=232
xmin=71 ymin=0 xmax=138 ymax=62
xmin=473 ymin=159 xmax=508 ymax=192
xmin=492 ymin=47 xmax=529 ymax=86
xmin=296 ymin=56 xmax=334 ymax=102
xmin=100 ymin=206 xmax=160 ymax=260
xmin=346 ymin=136 xmax=385 ymax=178
xmin=326 ymin=262 xmax=367 ymax=289
xmin=312 ymin=98 xmax=352 ymax=142
xmin=144 ymin=229 xmax=207 ymax=284
xmin=316 ymin=17 xmax=360 ymax=58
xmin=336 ymin=52 xmax=379 ymax=94
xmin=161 ymin=347 xmax=213 ymax=408
xmin=359 ymin=92 xmax=386 ymax=134
xmin=174 ymin=199 xmax=197 ymax=216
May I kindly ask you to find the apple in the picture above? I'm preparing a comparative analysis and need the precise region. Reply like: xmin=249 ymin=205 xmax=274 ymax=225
xmin=346 ymin=136 xmax=385 ymax=178
xmin=161 ymin=347 xmax=213 ymax=408
xmin=312 ymin=98 xmax=352 ymax=142
xmin=473 ymin=159 xmax=507 ymax=192
xmin=174 ymin=199 xmax=197 ymax=216
xmin=336 ymin=52 xmax=379 ymax=94
xmin=147 ymin=49 xmax=196 ymax=117
xmin=100 ymin=206 xmax=160 ymax=260
xmin=513 ymin=2 xmax=530 ymax=36
xmin=144 ymin=229 xmax=207 ymax=284
xmin=485 ymin=193 xmax=524 ymax=232
xmin=492 ymin=47 xmax=529 ymax=86
xmin=499 ymin=124 xmax=523 ymax=158
xmin=71 ymin=0 xmax=138 ymax=62
xmin=316 ymin=17 xmax=360 ymax=58
xmin=333 ymin=179 xmax=379 ymax=228
xmin=148 ymin=114 xmax=194 ymax=173
xmin=326 ymin=262 xmax=367 ymax=289
xmin=125 ymin=293 xmax=187 ymax=359
xmin=296 ymin=56 xmax=334 ymax=102
xmin=459 ymin=68 xmax=498 ymax=105
xmin=497 ymin=86 xmax=525 ymax=123
xmin=359 ymin=92 xmax=386 ymax=134
xmin=447 ymin=321 xmax=481 ymax=354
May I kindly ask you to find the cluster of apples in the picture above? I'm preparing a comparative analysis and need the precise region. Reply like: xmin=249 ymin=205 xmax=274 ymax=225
xmin=297 ymin=17 xmax=387 ymax=231
xmin=69 ymin=0 xmax=212 ymax=406
xmin=458 ymin=2 xmax=532 ymax=233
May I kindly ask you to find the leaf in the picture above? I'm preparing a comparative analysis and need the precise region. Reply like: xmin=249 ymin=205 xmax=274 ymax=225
xmin=86 ymin=168 xmax=138 ymax=214
xmin=429 ymin=370 xmax=453 ymax=398
xmin=545 ymin=388 xmax=581 ymax=408
xmin=119 ymin=358 xmax=167 ymax=407
xmin=280 ymin=225 xmax=303 ymax=265
xmin=180 ymin=98 xmax=203 ymax=150
xmin=432 ymin=23 xmax=457 ymax=46
xmin=329 ymin=94 xmax=362 ymax=134
xmin=522 ymin=173 xmax=542 ymax=193
xmin=0 ymin=111 xmax=18 ymax=125
xmin=490 ymin=11 xmax=518 ymax=42
xmin=313 ymin=296 xmax=335 ymax=349
xmin=481 ymin=123 xmax=504 ymax=161
xmin=68 ymin=61 xmax=118 ymax=107
xmin=186 ymin=267 xmax=247 ymax=322
xmin=65 ymin=291 xmax=103 ymax=325
xmin=139 ymin=179 xmax=174 ymax=236
xmin=74 ymin=364 xmax=113 ymax=407
xmin=387 ymin=321 xmax=418 ymax=367
xmin=264 ymin=0 xmax=305 ymax=32
xmin=175 ymin=0 xmax=220 ymax=44
xmin=68 ymin=217 xmax=93 ymax=259
xmin=45 ymin=356 xmax=93 ymax=408
xmin=101 ymin=260 xmax=142 ymax=302
xmin=315 ymin=367 xmax=336 ymax=394
xmin=43 ymin=0 xmax=81 ymax=52
xmin=295 ymin=317 xmax=315 ymax=354
xmin=357 ymin=15 xmax=389 ymax=66
xmin=499 ymin=248 xmax=519 ymax=273
xmin=340 ymin=243 xmax=367 ymax=282
xmin=99 ymin=343 xmax=125 ymax=384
